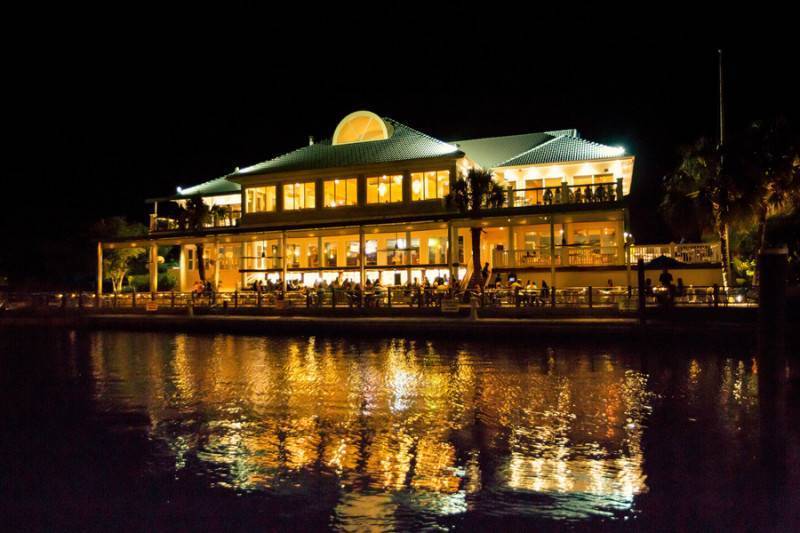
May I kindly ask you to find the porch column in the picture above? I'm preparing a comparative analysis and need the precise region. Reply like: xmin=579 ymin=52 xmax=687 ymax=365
xmin=359 ymin=225 xmax=366 ymax=305
xmin=213 ymin=238 xmax=220 ymax=291
xmin=179 ymin=245 xmax=187 ymax=292
xmin=149 ymin=243 xmax=158 ymax=295
xmin=240 ymin=242 xmax=247 ymax=290
xmin=446 ymin=221 xmax=454 ymax=284
xmin=549 ymin=216 xmax=556 ymax=288
xmin=317 ymin=235 xmax=323 ymax=275
xmin=507 ymin=225 xmax=515 ymax=268
xmin=96 ymin=241 xmax=103 ymax=296
xmin=281 ymin=230 xmax=288 ymax=291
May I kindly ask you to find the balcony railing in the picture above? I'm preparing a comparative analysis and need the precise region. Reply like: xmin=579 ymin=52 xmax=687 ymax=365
xmin=149 ymin=212 xmax=242 ymax=233
xmin=630 ymin=243 xmax=721 ymax=264
xmin=493 ymin=245 xmax=621 ymax=268
xmin=506 ymin=179 xmax=624 ymax=208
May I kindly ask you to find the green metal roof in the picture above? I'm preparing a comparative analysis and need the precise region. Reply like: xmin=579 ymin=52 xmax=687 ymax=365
xmin=497 ymin=135 xmax=626 ymax=167
xmin=452 ymin=129 xmax=626 ymax=169
xmin=147 ymin=175 xmax=241 ymax=203
xmin=452 ymin=132 xmax=557 ymax=168
xmin=232 ymin=118 xmax=461 ymax=178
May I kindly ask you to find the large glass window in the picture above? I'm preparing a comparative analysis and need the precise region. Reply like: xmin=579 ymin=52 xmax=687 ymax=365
xmin=411 ymin=170 xmax=450 ymax=201
xmin=427 ymin=237 xmax=446 ymax=264
xmin=284 ymin=182 xmax=316 ymax=210
xmin=346 ymin=242 xmax=360 ymax=266
xmin=365 ymin=240 xmax=378 ymax=266
xmin=367 ymin=175 xmax=403 ymax=204
xmin=245 ymin=186 xmax=277 ymax=213
xmin=286 ymin=244 xmax=301 ymax=268
xmin=323 ymin=178 xmax=358 ymax=207
xmin=324 ymin=242 xmax=338 ymax=267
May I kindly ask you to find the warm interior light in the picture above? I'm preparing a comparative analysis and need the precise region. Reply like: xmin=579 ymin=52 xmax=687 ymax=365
xmin=412 ymin=180 xmax=421 ymax=194
xmin=378 ymin=183 xmax=387 ymax=196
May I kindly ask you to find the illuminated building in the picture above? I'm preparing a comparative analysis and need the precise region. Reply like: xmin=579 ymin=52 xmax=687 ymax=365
xmin=98 ymin=110 xmax=722 ymax=292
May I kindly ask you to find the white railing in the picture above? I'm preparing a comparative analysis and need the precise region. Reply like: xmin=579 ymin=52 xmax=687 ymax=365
xmin=630 ymin=243 xmax=721 ymax=264
xmin=493 ymin=246 xmax=621 ymax=268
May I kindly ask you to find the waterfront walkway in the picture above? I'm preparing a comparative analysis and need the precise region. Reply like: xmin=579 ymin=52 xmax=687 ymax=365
xmin=1 ymin=311 xmax=757 ymax=339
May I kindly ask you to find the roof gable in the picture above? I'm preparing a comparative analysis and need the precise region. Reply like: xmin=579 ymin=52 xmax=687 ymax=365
xmin=498 ymin=135 xmax=625 ymax=167
xmin=233 ymin=118 xmax=460 ymax=177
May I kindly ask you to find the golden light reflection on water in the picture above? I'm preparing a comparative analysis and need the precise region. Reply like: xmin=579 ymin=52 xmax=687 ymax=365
xmin=83 ymin=332 xmax=757 ymax=525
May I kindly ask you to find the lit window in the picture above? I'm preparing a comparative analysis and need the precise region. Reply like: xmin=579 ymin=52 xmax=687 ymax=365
xmin=346 ymin=242 xmax=360 ymax=266
xmin=323 ymin=178 xmax=358 ymax=207
xmin=324 ymin=242 xmax=338 ymax=267
xmin=332 ymin=111 xmax=390 ymax=145
xmin=245 ymin=186 xmax=277 ymax=213
xmin=427 ymin=237 xmax=446 ymax=264
xmin=411 ymin=170 xmax=449 ymax=200
xmin=283 ymin=182 xmax=316 ymax=210
xmin=367 ymin=175 xmax=403 ymax=204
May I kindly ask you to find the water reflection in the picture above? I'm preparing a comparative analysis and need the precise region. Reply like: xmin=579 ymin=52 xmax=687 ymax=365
xmin=83 ymin=332 xmax=766 ymax=528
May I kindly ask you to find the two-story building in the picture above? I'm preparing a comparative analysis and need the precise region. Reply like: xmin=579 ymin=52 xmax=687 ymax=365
xmin=98 ymin=110 xmax=723 ymax=294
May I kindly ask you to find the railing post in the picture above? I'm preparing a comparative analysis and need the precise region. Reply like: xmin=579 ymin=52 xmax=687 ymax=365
xmin=332 ymin=288 xmax=336 ymax=309
xmin=418 ymin=287 xmax=423 ymax=308
xmin=616 ymin=178 xmax=624 ymax=200
xmin=561 ymin=181 xmax=569 ymax=203
xmin=637 ymin=258 xmax=646 ymax=324
xmin=507 ymin=188 xmax=515 ymax=208
xmin=132 ymin=291 xmax=137 ymax=308
xmin=234 ymin=290 xmax=238 ymax=309
xmin=388 ymin=287 xmax=392 ymax=308
xmin=551 ymin=285 xmax=556 ymax=307
xmin=713 ymin=283 xmax=720 ymax=308
xmin=171 ymin=291 xmax=175 ymax=308
xmin=113 ymin=292 xmax=118 ymax=308
xmin=588 ymin=286 xmax=593 ymax=308
xmin=257 ymin=290 xmax=262 ymax=308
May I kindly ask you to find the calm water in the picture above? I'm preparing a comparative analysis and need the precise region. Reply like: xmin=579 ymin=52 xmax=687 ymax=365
xmin=1 ymin=330 xmax=798 ymax=531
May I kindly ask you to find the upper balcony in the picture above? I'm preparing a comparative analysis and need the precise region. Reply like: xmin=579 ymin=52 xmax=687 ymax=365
xmin=149 ymin=210 xmax=242 ymax=233
xmin=504 ymin=179 xmax=624 ymax=209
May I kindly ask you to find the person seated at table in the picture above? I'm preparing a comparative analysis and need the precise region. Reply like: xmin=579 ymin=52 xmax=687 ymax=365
xmin=421 ymin=277 xmax=431 ymax=305
xmin=525 ymin=280 xmax=538 ymax=305
xmin=607 ymin=279 xmax=614 ymax=287
xmin=372 ymin=279 xmax=384 ymax=307
xmin=510 ymin=278 xmax=523 ymax=306
xmin=676 ymin=278 xmax=685 ymax=298
xmin=435 ymin=279 xmax=448 ymax=305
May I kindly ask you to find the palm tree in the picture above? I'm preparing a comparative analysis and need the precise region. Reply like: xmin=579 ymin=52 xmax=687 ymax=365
xmin=178 ymin=197 xmax=212 ymax=282
xmin=661 ymin=138 xmax=748 ymax=289
xmin=446 ymin=168 xmax=506 ymax=288
xmin=736 ymin=118 xmax=800 ymax=284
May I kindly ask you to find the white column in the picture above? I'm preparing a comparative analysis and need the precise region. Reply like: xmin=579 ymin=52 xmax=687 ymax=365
xmin=96 ymin=241 xmax=103 ymax=295
xmin=213 ymin=238 xmax=220 ymax=291
xmin=446 ymin=221 xmax=454 ymax=284
xmin=359 ymin=226 xmax=366 ymax=303
xmin=179 ymin=245 xmax=187 ymax=292
xmin=507 ymin=225 xmax=515 ymax=268
xmin=549 ymin=216 xmax=556 ymax=289
xmin=281 ymin=231 xmax=288 ymax=291
xmin=149 ymin=243 xmax=158 ymax=295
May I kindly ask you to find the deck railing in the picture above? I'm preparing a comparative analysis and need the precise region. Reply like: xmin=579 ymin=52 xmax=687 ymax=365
xmin=1 ymin=284 xmax=758 ymax=313
xmin=149 ymin=212 xmax=242 ymax=233
xmin=630 ymin=243 xmax=721 ymax=264
xmin=506 ymin=179 xmax=624 ymax=208
xmin=493 ymin=246 xmax=621 ymax=268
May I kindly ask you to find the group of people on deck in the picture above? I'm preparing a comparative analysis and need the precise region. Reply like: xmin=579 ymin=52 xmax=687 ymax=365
xmin=245 ymin=274 xmax=453 ymax=307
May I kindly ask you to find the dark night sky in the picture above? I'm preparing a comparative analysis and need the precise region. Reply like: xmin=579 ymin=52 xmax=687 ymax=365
xmin=1 ymin=14 xmax=797 ymax=282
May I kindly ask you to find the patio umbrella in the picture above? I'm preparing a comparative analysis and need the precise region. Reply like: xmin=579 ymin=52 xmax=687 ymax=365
xmin=645 ymin=255 xmax=685 ymax=269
